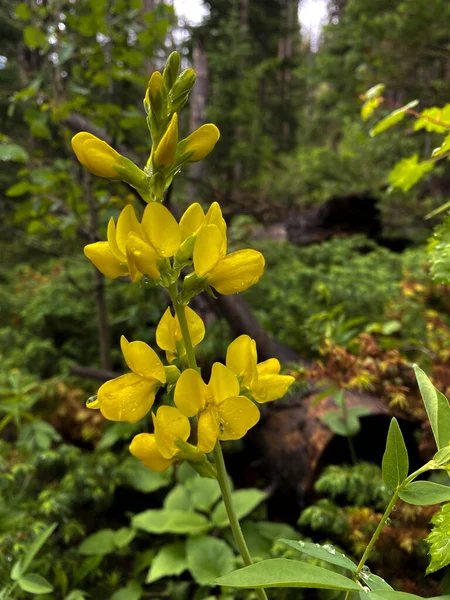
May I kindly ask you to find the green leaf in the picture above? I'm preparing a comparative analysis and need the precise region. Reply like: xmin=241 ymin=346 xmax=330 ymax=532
xmin=414 ymin=105 xmax=450 ymax=134
xmin=132 ymin=509 xmax=210 ymax=535
xmin=146 ymin=542 xmax=187 ymax=583
xmin=414 ymin=365 xmax=450 ymax=449
xmin=388 ymin=155 xmax=434 ymax=192
xmin=185 ymin=474 xmax=221 ymax=512
xmin=278 ymin=539 xmax=357 ymax=573
xmin=0 ymin=143 xmax=29 ymax=163
xmin=114 ymin=527 xmax=136 ymax=548
xmin=361 ymin=97 xmax=381 ymax=121
xmin=432 ymin=133 xmax=450 ymax=157
xmin=6 ymin=179 xmax=30 ymax=196
xmin=399 ymin=481 xmax=450 ymax=506
xmin=17 ymin=523 xmax=57 ymax=578
xmin=364 ymin=83 xmax=385 ymax=100
xmin=18 ymin=573 xmax=53 ymax=594
xmin=214 ymin=558 xmax=361 ymax=591
xmin=366 ymin=592 xmax=424 ymax=600
xmin=322 ymin=411 xmax=361 ymax=437
xmin=212 ymin=489 xmax=267 ymax=527
xmin=164 ymin=485 xmax=192 ymax=510
xmin=30 ymin=119 xmax=51 ymax=140
xmin=187 ymin=536 xmax=235 ymax=585
xmin=23 ymin=25 xmax=45 ymax=50
xmin=426 ymin=502 xmax=450 ymax=573
xmin=365 ymin=574 xmax=394 ymax=591
xmin=110 ymin=581 xmax=142 ymax=600
xmin=433 ymin=446 xmax=450 ymax=466
xmin=382 ymin=417 xmax=409 ymax=490
xmin=370 ymin=100 xmax=419 ymax=136
xmin=120 ymin=456 xmax=172 ymax=492
xmin=15 ymin=2 xmax=31 ymax=19
xmin=78 ymin=529 xmax=116 ymax=555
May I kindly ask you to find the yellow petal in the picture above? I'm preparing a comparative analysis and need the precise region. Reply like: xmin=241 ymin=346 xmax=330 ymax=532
xmin=107 ymin=217 xmax=126 ymax=263
xmin=252 ymin=374 xmax=295 ymax=404
xmin=174 ymin=368 xmax=208 ymax=417
xmin=208 ymin=249 xmax=265 ymax=295
xmin=142 ymin=202 xmax=181 ymax=257
xmin=115 ymin=204 xmax=142 ymax=256
xmin=179 ymin=202 xmax=205 ymax=240
xmin=193 ymin=224 xmax=224 ymax=277
xmin=120 ymin=336 xmax=166 ymax=382
xmin=217 ymin=396 xmax=260 ymax=441
xmin=257 ymin=358 xmax=281 ymax=376
xmin=183 ymin=124 xmax=220 ymax=162
xmin=84 ymin=241 xmax=126 ymax=279
xmin=154 ymin=113 xmax=179 ymax=168
xmin=130 ymin=433 xmax=173 ymax=472
xmin=156 ymin=307 xmax=177 ymax=353
xmin=205 ymin=202 xmax=227 ymax=243
xmin=126 ymin=232 xmax=160 ymax=281
xmin=153 ymin=405 xmax=191 ymax=459
xmin=185 ymin=306 xmax=205 ymax=347
xmin=71 ymin=132 xmax=122 ymax=179
xmin=226 ymin=335 xmax=257 ymax=388
xmin=197 ymin=407 xmax=220 ymax=453
xmin=208 ymin=363 xmax=240 ymax=404
xmin=97 ymin=373 xmax=157 ymax=422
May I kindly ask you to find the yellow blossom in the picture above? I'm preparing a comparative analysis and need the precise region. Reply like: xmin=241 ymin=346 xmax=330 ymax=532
xmin=84 ymin=203 xmax=181 ymax=283
xmin=179 ymin=201 xmax=226 ymax=242
xmin=226 ymin=335 xmax=295 ymax=403
xmin=180 ymin=124 xmax=220 ymax=162
xmin=193 ymin=224 xmax=265 ymax=295
xmin=71 ymin=132 xmax=122 ymax=179
xmin=129 ymin=405 xmax=190 ymax=471
xmin=92 ymin=336 xmax=166 ymax=423
xmin=154 ymin=113 xmax=179 ymax=168
xmin=156 ymin=306 xmax=205 ymax=363
xmin=174 ymin=363 xmax=260 ymax=453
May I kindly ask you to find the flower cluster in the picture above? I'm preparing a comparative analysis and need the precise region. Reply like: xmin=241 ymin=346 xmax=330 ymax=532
xmin=74 ymin=52 xmax=295 ymax=476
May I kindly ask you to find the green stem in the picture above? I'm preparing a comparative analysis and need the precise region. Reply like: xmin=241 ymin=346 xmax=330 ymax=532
xmin=355 ymin=462 xmax=432 ymax=576
xmin=168 ymin=283 xmax=268 ymax=600
xmin=213 ymin=443 xmax=269 ymax=600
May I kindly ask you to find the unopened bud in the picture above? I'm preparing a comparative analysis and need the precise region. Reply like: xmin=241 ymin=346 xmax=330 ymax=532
xmin=178 ymin=124 xmax=220 ymax=163
xmin=147 ymin=71 xmax=164 ymax=115
xmin=154 ymin=113 xmax=178 ymax=168
xmin=170 ymin=68 xmax=196 ymax=112
xmin=163 ymin=51 xmax=181 ymax=92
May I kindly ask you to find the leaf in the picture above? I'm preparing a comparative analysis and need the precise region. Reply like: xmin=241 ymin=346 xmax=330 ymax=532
xmin=364 ymin=84 xmax=385 ymax=100
xmin=426 ymin=502 xmax=450 ymax=573
xmin=382 ymin=418 xmax=409 ymax=491
xmin=214 ymin=558 xmax=361 ymax=591
xmin=388 ymin=155 xmax=434 ymax=192
xmin=370 ymin=100 xmax=419 ymax=136
xmin=15 ymin=2 xmax=31 ymax=19
xmin=365 ymin=574 xmax=394 ymax=591
xmin=0 ymin=143 xmax=29 ymax=163
xmin=212 ymin=489 xmax=267 ymax=527
xmin=78 ymin=529 xmax=116 ymax=555
xmin=321 ymin=411 xmax=361 ymax=437
xmin=433 ymin=446 xmax=450 ymax=466
xmin=120 ymin=456 xmax=172 ymax=493
xmin=110 ymin=581 xmax=142 ymax=600
xmin=361 ymin=97 xmax=381 ymax=121
xmin=114 ymin=527 xmax=136 ymax=548
xmin=6 ymin=180 xmax=30 ymax=197
xmin=414 ymin=105 xmax=450 ymax=134
xmin=185 ymin=474 xmax=221 ymax=512
xmin=414 ymin=366 xmax=450 ymax=449
xmin=18 ymin=573 xmax=54 ymax=594
xmin=432 ymin=133 xmax=450 ymax=157
xmin=164 ymin=485 xmax=192 ymax=510
xmin=399 ymin=481 xmax=450 ymax=506
xmin=16 ymin=523 xmax=57 ymax=578
xmin=366 ymin=592 xmax=424 ymax=600
xmin=187 ymin=536 xmax=235 ymax=585
xmin=278 ymin=539 xmax=357 ymax=573
xmin=132 ymin=509 xmax=210 ymax=535
xmin=146 ymin=542 xmax=187 ymax=583
xmin=24 ymin=25 xmax=45 ymax=50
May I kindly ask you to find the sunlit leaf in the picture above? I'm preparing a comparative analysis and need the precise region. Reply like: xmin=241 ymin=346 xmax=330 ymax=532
xmin=382 ymin=417 xmax=409 ymax=490
xmin=370 ymin=100 xmax=418 ymax=136
xmin=388 ymin=154 xmax=434 ymax=192
xmin=426 ymin=502 xmax=450 ymax=573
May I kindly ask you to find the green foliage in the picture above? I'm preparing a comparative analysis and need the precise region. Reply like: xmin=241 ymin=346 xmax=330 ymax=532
xmin=426 ymin=503 xmax=450 ymax=574
xmin=388 ymin=154 xmax=435 ymax=193
xmin=429 ymin=216 xmax=450 ymax=284
xmin=413 ymin=366 xmax=450 ymax=450
xmin=382 ymin=418 xmax=409 ymax=491
xmin=399 ymin=482 xmax=450 ymax=506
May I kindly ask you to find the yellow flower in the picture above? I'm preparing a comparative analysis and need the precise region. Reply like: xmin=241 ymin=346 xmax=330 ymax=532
xmin=179 ymin=201 xmax=226 ymax=242
xmin=154 ymin=113 xmax=179 ymax=168
xmin=156 ymin=306 xmax=205 ymax=363
xmin=180 ymin=124 xmax=220 ymax=162
xmin=93 ymin=336 xmax=166 ymax=423
xmin=71 ymin=132 xmax=123 ymax=179
xmin=193 ymin=224 xmax=265 ymax=295
xmin=129 ymin=405 xmax=190 ymax=472
xmin=84 ymin=203 xmax=181 ymax=283
xmin=174 ymin=363 xmax=260 ymax=453
xmin=226 ymin=335 xmax=295 ymax=403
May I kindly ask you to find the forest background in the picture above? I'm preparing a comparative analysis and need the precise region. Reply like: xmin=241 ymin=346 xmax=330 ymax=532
xmin=1 ymin=0 xmax=450 ymax=599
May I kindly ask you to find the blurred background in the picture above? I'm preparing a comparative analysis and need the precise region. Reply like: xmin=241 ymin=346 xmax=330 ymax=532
xmin=1 ymin=0 xmax=450 ymax=598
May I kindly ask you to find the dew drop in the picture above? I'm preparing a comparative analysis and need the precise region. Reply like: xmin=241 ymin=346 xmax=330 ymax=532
xmin=361 ymin=566 xmax=371 ymax=579
xmin=386 ymin=518 xmax=391 ymax=526
xmin=362 ymin=586 xmax=370 ymax=593
xmin=324 ymin=544 xmax=336 ymax=555
xmin=392 ymin=505 xmax=397 ymax=511
xmin=298 ymin=540 xmax=305 ymax=548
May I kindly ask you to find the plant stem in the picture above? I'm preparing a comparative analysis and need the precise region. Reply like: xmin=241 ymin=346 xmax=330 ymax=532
xmin=355 ymin=462 xmax=432 ymax=576
xmin=168 ymin=283 xmax=268 ymax=600
xmin=213 ymin=443 xmax=269 ymax=600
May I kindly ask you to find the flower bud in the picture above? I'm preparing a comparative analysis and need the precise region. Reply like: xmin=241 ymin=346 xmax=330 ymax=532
xmin=154 ymin=113 xmax=178 ymax=168
xmin=179 ymin=124 xmax=220 ymax=163
xmin=163 ymin=51 xmax=181 ymax=92
xmin=170 ymin=68 xmax=196 ymax=112
xmin=71 ymin=132 xmax=122 ymax=179
xmin=147 ymin=71 xmax=164 ymax=114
